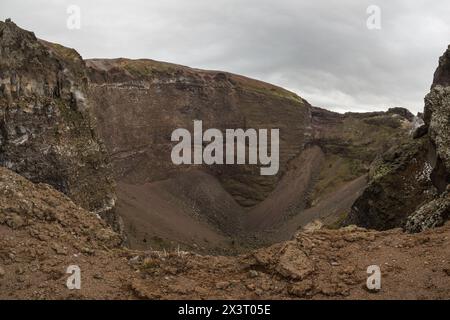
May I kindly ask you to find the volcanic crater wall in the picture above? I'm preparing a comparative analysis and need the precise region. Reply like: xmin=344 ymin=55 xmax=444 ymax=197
xmin=86 ymin=58 xmax=312 ymax=207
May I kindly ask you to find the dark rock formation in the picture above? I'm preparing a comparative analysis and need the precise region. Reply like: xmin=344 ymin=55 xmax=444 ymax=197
xmin=0 ymin=20 xmax=119 ymax=231
xmin=311 ymin=106 xmax=412 ymax=162
xmin=345 ymin=45 xmax=450 ymax=231
xmin=344 ymin=137 xmax=435 ymax=229
xmin=432 ymin=45 xmax=450 ymax=88
xmin=405 ymin=187 xmax=450 ymax=232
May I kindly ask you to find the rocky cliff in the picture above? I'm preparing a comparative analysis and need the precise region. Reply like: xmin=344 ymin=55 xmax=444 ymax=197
xmin=0 ymin=21 xmax=118 ymax=229
xmin=345 ymin=46 xmax=450 ymax=231
xmin=86 ymin=58 xmax=311 ymax=208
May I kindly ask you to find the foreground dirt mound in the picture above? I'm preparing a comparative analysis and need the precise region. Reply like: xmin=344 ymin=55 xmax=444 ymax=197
xmin=1 ymin=167 xmax=448 ymax=300
xmin=131 ymin=224 xmax=449 ymax=300
xmin=0 ymin=167 xmax=129 ymax=299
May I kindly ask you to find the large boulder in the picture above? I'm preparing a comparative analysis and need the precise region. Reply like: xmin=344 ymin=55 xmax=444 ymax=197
xmin=0 ymin=20 xmax=119 ymax=230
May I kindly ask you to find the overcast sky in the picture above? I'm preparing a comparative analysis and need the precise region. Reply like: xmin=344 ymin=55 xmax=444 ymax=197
xmin=1 ymin=0 xmax=449 ymax=113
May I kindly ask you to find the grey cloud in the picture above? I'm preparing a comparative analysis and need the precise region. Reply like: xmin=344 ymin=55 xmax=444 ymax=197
xmin=1 ymin=0 xmax=449 ymax=113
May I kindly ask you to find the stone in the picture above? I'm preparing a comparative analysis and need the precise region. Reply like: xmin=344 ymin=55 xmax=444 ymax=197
xmin=215 ymin=281 xmax=230 ymax=290
xmin=248 ymin=270 xmax=259 ymax=278
xmin=51 ymin=243 xmax=68 ymax=256
xmin=405 ymin=195 xmax=450 ymax=233
xmin=288 ymin=280 xmax=314 ymax=297
xmin=6 ymin=213 xmax=24 ymax=229
xmin=275 ymin=243 xmax=314 ymax=280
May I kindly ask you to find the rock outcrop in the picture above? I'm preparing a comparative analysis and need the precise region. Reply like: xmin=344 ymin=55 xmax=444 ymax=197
xmin=344 ymin=137 xmax=436 ymax=229
xmin=0 ymin=21 xmax=120 ymax=230
xmin=0 ymin=166 xmax=127 ymax=299
xmin=86 ymin=58 xmax=311 ymax=207
xmin=345 ymin=45 xmax=450 ymax=231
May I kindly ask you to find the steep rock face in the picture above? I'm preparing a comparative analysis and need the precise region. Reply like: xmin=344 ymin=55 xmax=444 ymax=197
xmin=432 ymin=45 xmax=450 ymax=88
xmin=345 ymin=46 xmax=450 ymax=231
xmin=0 ymin=21 xmax=117 ymax=226
xmin=86 ymin=58 xmax=311 ymax=207
xmin=344 ymin=137 xmax=436 ymax=229
xmin=404 ymin=47 xmax=450 ymax=232
xmin=311 ymin=107 xmax=414 ymax=161
xmin=242 ymin=108 xmax=414 ymax=236
xmin=424 ymin=85 xmax=450 ymax=188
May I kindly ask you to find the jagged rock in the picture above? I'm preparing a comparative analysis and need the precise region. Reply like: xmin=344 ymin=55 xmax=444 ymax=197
xmin=0 ymin=21 xmax=121 ymax=232
xmin=344 ymin=138 xmax=435 ymax=229
xmin=424 ymin=85 xmax=450 ymax=177
xmin=0 ymin=166 xmax=121 ymax=249
xmin=432 ymin=44 xmax=450 ymax=88
xmin=405 ymin=192 xmax=450 ymax=233
xmin=387 ymin=107 xmax=415 ymax=122
xmin=344 ymin=45 xmax=450 ymax=230
xmin=275 ymin=242 xmax=314 ymax=280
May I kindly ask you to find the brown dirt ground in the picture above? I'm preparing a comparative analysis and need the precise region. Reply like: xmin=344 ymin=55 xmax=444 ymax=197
xmin=0 ymin=167 xmax=449 ymax=300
